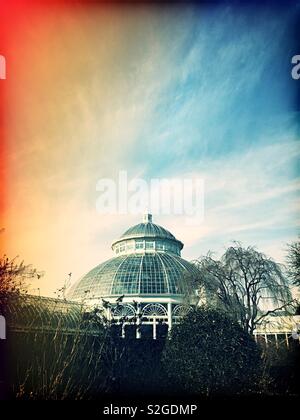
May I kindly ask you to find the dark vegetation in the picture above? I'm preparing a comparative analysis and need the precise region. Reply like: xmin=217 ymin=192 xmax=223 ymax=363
xmin=0 ymin=249 xmax=299 ymax=400
xmin=2 ymin=298 xmax=299 ymax=400
xmin=162 ymin=308 xmax=262 ymax=396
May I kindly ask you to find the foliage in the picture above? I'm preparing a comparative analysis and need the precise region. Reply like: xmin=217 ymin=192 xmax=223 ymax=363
xmin=162 ymin=307 xmax=263 ymax=396
xmin=5 ymin=295 xmax=164 ymax=399
xmin=192 ymin=243 xmax=293 ymax=334
xmin=6 ymin=298 xmax=114 ymax=399
xmin=5 ymin=297 xmax=299 ymax=399
xmin=0 ymin=255 xmax=43 ymax=302
xmin=259 ymin=338 xmax=300 ymax=396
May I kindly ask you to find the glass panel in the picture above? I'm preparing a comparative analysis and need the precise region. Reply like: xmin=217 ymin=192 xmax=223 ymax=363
xmin=135 ymin=240 xmax=144 ymax=249
xmin=145 ymin=241 xmax=154 ymax=249
xmin=111 ymin=255 xmax=141 ymax=294
xmin=71 ymin=252 xmax=199 ymax=298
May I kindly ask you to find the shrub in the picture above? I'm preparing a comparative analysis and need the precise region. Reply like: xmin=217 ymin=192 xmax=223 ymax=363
xmin=162 ymin=307 xmax=263 ymax=396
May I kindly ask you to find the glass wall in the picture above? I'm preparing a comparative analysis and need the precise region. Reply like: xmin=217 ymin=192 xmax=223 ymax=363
xmin=114 ymin=239 xmax=180 ymax=256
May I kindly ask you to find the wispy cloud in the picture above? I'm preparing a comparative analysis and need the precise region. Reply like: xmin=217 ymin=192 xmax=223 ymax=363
xmin=2 ymin=3 xmax=299 ymax=295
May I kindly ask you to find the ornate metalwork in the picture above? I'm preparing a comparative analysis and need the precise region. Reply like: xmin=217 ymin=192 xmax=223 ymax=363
xmin=142 ymin=303 xmax=167 ymax=317
xmin=112 ymin=303 xmax=136 ymax=318
xmin=172 ymin=304 xmax=192 ymax=317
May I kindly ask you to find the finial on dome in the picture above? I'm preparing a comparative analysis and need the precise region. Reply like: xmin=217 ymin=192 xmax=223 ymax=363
xmin=143 ymin=213 xmax=152 ymax=223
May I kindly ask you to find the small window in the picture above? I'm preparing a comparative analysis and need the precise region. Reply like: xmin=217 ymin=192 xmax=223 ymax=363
xmin=146 ymin=241 xmax=154 ymax=249
xmin=135 ymin=241 xmax=144 ymax=249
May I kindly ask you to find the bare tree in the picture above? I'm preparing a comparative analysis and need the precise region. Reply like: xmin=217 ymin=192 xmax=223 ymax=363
xmin=192 ymin=243 xmax=294 ymax=335
xmin=286 ymin=237 xmax=300 ymax=286
xmin=0 ymin=255 xmax=44 ymax=303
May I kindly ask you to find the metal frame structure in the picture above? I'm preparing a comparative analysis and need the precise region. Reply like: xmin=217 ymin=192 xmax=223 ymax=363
xmin=67 ymin=214 xmax=199 ymax=338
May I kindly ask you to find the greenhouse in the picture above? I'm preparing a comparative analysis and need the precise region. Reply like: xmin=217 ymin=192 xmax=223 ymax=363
xmin=4 ymin=295 xmax=99 ymax=335
xmin=67 ymin=214 xmax=200 ymax=337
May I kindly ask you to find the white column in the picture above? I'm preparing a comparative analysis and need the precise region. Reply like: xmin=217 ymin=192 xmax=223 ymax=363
xmin=285 ymin=333 xmax=289 ymax=348
xmin=153 ymin=318 xmax=157 ymax=340
xmin=106 ymin=307 xmax=111 ymax=322
xmin=275 ymin=333 xmax=278 ymax=349
xmin=136 ymin=303 xmax=142 ymax=339
xmin=167 ymin=302 xmax=172 ymax=331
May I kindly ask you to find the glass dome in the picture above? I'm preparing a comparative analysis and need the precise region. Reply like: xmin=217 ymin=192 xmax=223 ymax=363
xmin=68 ymin=214 xmax=198 ymax=301
xmin=111 ymin=213 xmax=183 ymax=256
xmin=68 ymin=252 xmax=199 ymax=299
xmin=119 ymin=216 xmax=177 ymax=241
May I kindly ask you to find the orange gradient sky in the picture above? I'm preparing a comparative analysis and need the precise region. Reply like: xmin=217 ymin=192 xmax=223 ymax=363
xmin=1 ymin=2 xmax=156 ymax=294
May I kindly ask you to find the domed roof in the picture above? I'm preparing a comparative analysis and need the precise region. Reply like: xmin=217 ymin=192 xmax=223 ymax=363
xmin=120 ymin=222 xmax=176 ymax=241
xmin=68 ymin=253 xmax=199 ymax=300
xmin=111 ymin=214 xmax=183 ymax=250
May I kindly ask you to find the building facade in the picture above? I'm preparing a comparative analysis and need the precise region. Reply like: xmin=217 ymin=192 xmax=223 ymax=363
xmin=67 ymin=214 xmax=199 ymax=338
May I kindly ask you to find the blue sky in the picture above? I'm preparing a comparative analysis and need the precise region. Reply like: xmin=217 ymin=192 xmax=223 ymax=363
xmin=120 ymin=3 xmax=300 ymax=260
xmin=3 ymin=2 xmax=300 ymax=295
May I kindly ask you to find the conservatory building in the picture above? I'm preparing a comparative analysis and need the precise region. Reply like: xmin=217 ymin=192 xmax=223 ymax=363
xmin=67 ymin=214 xmax=200 ymax=338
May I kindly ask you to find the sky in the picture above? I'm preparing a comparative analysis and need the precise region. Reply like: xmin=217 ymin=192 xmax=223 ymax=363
xmin=1 ymin=1 xmax=299 ymax=296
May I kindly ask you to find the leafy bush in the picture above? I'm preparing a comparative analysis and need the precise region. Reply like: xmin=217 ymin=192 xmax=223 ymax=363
xmin=162 ymin=307 xmax=263 ymax=396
